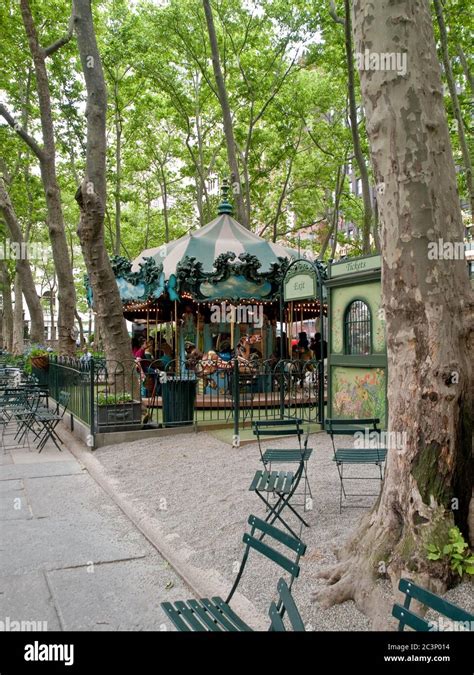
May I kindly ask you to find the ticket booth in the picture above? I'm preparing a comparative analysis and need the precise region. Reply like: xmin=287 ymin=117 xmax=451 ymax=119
xmin=326 ymin=254 xmax=387 ymax=428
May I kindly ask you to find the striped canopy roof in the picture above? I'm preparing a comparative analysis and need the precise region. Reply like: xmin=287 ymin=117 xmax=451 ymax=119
xmin=132 ymin=213 xmax=298 ymax=279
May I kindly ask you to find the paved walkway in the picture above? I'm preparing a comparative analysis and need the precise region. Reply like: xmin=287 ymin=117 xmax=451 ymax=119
xmin=0 ymin=437 xmax=187 ymax=631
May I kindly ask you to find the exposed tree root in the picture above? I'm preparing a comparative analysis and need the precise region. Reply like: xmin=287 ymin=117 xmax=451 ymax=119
xmin=312 ymin=499 xmax=453 ymax=628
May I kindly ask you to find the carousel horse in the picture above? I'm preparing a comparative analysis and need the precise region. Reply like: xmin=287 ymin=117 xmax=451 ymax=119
xmin=194 ymin=334 xmax=263 ymax=388
xmin=194 ymin=350 xmax=233 ymax=389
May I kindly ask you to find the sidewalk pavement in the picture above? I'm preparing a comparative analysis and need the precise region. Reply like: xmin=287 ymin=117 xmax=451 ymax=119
xmin=0 ymin=438 xmax=188 ymax=631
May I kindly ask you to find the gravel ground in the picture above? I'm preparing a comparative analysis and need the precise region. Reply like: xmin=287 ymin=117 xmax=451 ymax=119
xmin=95 ymin=430 xmax=473 ymax=631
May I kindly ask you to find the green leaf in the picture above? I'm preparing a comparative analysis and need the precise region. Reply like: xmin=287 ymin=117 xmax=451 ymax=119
xmin=427 ymin=552 xmax=441 ymax=561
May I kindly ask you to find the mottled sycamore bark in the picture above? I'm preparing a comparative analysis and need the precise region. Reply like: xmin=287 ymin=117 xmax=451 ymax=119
xmin=315 ymin=0 xmax=473 ymax=627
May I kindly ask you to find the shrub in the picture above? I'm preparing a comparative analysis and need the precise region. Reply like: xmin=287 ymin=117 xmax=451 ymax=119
xmin=427 ymin=527 xmax=474 ymax=577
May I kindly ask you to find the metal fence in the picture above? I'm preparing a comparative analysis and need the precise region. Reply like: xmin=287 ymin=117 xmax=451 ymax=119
xmin=140 ymin=357 xmax=323 ymax=429
xmin=42 ymin=355 xmax=324 ymax=438
xmin=44 ymin=356 xmax=142 ymax=433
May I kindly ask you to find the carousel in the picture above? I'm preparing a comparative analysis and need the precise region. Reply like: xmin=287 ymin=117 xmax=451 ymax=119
xmin=97 ymin=182 xmax=327 ymax=415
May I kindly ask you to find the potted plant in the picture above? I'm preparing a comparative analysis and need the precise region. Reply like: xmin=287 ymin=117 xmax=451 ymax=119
xmin=26 ymin=346 xmax=50 ymax=373
xmin=96 ymin=392 xmax=141 ymax=427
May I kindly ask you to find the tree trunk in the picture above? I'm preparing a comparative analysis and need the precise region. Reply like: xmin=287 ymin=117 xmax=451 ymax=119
xmin=203 ymin=0 xmax=248 ymax=228
xmin=456 ymin=44 xmax=473 ymax=97
xmin=315 ymin=0 xmax=474 ymax=628
xmin=12 ymin=273 xmax=24 ymax=355
xmin=0 ymin=261 xmax=13 ymax=352
xmin=144 ymin=181 xmax=152 ymax=248
xmin=114 ymin=79 xmax=122 ymax=256
xmin=330 ymin=0 xmax=373 ymax=254
xmin=343 ymin=0 xmax=372 ymax=254
xmin=0 ymin=178 xmax=45 ymax=343
xmin=75 ymin=308 xmax=85 ymax=348
xmin=194 ymin=86 xmax=207 ymax=227
xmin=18 ymin=0 xmax=77 ymax=355
xmin=433 ymin=0 xmax=474 ymax=216
xmin=73 ymin=0 xmax=136 ymax=388
xmin=159 ymin=164 xmax=170 ymax=243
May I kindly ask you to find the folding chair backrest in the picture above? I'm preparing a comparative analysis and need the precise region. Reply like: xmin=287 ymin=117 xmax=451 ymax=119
xmin=326 ymin=418 xmax=380 ymax=435
xmin=226 ymin=515 xmax=306 ymax=604
xmin=252 ymin=419 xmax=304 ymax=460
xmin=25 ymin=390 xmax=41 ymax=411
xmin=3 ymin=389 xmax=28 ymax=407
xmin=245 ymin=515 xmax=306 ymax=576
xmin=269 ymin=578 xmax=306 ymax=632
xmin=393 ymin=578 xmax=474 ymax=631
xmin=58 ymin=391 xmax=70 ymax=415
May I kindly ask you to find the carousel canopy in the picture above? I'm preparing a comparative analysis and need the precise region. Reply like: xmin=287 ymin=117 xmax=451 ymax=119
xmin=132 ymin=211 xmax=298 ymax=279
xmin=105 ymin=184 xmax=321 ymax=309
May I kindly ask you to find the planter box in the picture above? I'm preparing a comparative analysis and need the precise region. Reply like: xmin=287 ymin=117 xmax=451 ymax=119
xmin=31 ymin=355 xmax=49 ymax=370
xmin=96 ymin=401 xmax=141 ymax=427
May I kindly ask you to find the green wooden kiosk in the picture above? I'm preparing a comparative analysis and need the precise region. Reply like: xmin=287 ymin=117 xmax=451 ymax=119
xmin=326 ymin=254 xmax=387 ymax=428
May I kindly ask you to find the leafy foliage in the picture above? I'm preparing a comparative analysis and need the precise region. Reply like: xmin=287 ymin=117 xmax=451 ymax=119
xmin=427 ymin=527 xmax=474 ymax=577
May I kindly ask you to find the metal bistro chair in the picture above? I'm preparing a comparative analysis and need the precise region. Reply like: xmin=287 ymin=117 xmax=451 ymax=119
xmin=2 ymin=390 xmax=40 ymax=452
xmin=252 ymin=418 xmax=313 ymax=503
xmin=161 ymin=515 xmax=306 ymax=632
xmin=393 ymin=578 xmax=474 ymax=631
xmin=326 ymin=417 xmax=387 ymax=512
xmin=249 ymin=419 xmax=313 ymax=538
xmin=32 ymin=391 xmax=70 ymax=453
xmin=12 ymin=390 xmax=42 ymax=450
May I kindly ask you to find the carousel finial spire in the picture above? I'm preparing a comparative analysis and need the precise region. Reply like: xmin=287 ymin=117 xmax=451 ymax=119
xmin=217 ymin=178 xmax=234 ymax=215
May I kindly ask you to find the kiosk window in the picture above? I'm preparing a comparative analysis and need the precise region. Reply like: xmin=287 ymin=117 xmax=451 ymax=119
xmin=344 ymin=301 xmax=371 ymax=355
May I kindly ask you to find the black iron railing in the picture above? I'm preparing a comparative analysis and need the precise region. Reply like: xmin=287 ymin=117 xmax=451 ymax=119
xmin=42 ymin=355 xmax=324 ymax=437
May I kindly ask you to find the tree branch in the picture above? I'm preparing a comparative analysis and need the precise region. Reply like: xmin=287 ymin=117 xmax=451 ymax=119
xmin=44 ymin=13 xmax=74 ymax=57
xmin=329 ymin=0 xmax=345 ymax=25
xmin=0 ymin=104 xmax=45 ymax=161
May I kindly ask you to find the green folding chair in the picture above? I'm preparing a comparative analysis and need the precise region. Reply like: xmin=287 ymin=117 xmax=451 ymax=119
xmin=393 ymin=578 xmax=474 ymax=631
xmin=326 ymin=417 xmax=386 ymax=512
xmin=252 ymin=418 xmax=313 ymax=506
xmin=161 ymin=515 xmax=306 ymax=632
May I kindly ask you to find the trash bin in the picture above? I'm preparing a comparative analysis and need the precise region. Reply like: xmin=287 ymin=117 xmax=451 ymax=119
xmin=161 ymin=375 xmax=197 ymax=427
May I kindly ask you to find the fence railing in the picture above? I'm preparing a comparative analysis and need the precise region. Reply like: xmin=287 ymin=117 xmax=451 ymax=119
xmin=44 ymin=356 xmax=143 ymax=433
xmin=40 ymin=354 xmax=324 ymax=438
xmin=140 ymin=356 xmax=323 ymax=428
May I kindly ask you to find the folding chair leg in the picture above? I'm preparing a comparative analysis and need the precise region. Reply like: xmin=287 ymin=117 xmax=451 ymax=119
xmin=263 ymin=499 xmax=300 ymax=539
xmin=225 ymin=548 xmax=251 ymax=604
xmin=37 ymin=420 xmax=61 ymax=453
xmin=303 ymin=461 xmax=312 ymax=511
xmin=263 ymin=466 xmax=309 ymax=535
xmin=268 ymin=491 xmax=310 ymax=530
xmin=339 ymin=463 xmax=344 ymax=513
